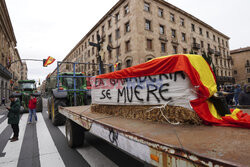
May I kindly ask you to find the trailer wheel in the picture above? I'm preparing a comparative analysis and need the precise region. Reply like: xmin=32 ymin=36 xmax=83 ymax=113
xmin=51 ymin=98 xmax=66 ymax=126
xmin=47 ymin=97 xmax=52 ymax=119
xmin=66 ymin=119 xmax=85 ymax=148
xmin=36 ymin=96 xmax=43 ymax=112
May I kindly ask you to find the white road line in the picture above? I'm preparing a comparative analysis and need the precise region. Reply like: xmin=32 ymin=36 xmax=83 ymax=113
xmin=0 ymin=114 xmax=29 ymax=167
xmin=0 ymin=118 xmax=8 ymax=134
xmin=58 ymin=126 xmax=118 ymax=167
xmin=0 ymin=115 xmax=5 ymax=119
xmin=36 ymin=113 xmax=65 ymax=167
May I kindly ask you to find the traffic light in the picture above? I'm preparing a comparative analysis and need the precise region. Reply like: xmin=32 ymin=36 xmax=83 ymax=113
xmin=43 ymin=59 xmax=46 ymax=67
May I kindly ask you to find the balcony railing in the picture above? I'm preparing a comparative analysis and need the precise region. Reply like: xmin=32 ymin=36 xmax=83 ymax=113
xmin=192 ymin=43 xmax=201 ymax=50
xmin=0 ymin=64 xmax=12 ymax=79
xmin=171 ymin=37 xmax=178 ymax=45
xmin=208 ymin=48 xmax=214 ymax=54
xmin=214 ymin=51 xmax=220 ymax=56
xmin=159 ymin=35 xmax=168 ymax=42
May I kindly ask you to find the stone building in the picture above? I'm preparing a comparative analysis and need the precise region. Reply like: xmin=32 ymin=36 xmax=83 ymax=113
xmin=53 ymin=0 xmax=232 ymax=85
xmin=230 ymin=47 xmax=250 ymax=85
xmin=0 ymin=0 xmax=22 ymax=99
xmin=21 ymin=61 xmax=28 ymax=80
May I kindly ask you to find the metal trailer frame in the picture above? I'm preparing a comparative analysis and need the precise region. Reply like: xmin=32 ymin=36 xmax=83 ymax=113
xmin=56 ymin=61 xmax=113 ymax=106
xmin=59 ymin=106 xmax=240 ymax=167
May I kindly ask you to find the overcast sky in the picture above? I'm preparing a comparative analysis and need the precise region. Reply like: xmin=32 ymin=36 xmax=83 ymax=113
xmin=5 ymin=0 xmax=250 ymax=84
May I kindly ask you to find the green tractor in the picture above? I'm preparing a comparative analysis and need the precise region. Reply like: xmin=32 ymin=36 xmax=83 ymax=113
xmin=46 ymin=72 xmax=91 ymax=126
xmin=13 ymin=80 xmax=43 ymax=113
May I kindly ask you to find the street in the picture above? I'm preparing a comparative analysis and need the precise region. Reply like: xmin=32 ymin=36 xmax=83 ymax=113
xmin=0 ymin=99 xmax=148 ymax=167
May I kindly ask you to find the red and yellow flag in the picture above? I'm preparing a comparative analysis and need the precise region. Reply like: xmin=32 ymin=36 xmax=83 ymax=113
xmin=97 ymin=54 xmax=250 ymax=129
xmin=44 ymin=56 xmax=55 ymax=67
xmin=114 ymin=62 xmax=119 ymax=68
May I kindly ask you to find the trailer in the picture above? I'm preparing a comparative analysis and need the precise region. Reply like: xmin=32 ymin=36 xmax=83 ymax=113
xmin=59 ymin=105 xmax=250 ymax=166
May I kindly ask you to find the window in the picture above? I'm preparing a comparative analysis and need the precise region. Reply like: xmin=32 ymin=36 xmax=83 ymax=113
xmin=173 ymin=45 xmax=177 ymax=54
xmin=159 ymin=25 xmax=164 ymax=34
xmin=115 ymin=12 xmax=120 ymax=22
xmin=145 ymin=19 xmax=151 ymax=30
xmin=199 ymin=27 xmax=203 ymax=35
xmin=170 ymin=13 xmax=175 ymax=22
xmin=248 ymin=78 xmax=250 ymax=83
xmin=213 ymin=35 xmax=216 ymax=41
xmin=234 ymin=70 xmax=237 ymax=75
xmin=146 ymin=39 xmax=153 ymax=50
xmin=180 ymin=18 xmax=185 ymax=26
xmin=144 ymin=2 xmax=150 ymax=12
xmin=88 ymin=50 xmax=90 ymax=57
xmin=126 ymin=59 xmax=132 ymax=68
xmin=191 ymin=24 xmax=195 ymax=32
xmin=125 ymin=40 xmax=131 ymax=52
xmin=102 ymin=25 xmax=105 ymax=34
xmin=92 ymin=47 xmax=95 ymax=55
xmin=108 ymin=49 xmax=112 ymax=59
xmin=161 ymin=42 xmax=166 ymax=52
xmin=201 ymin=41 xmax=204 ymax=48
xmin=222 ymin=39 xmax=224 ymax=46
xmin=247 ymin=68 xmax=250 ymax=73
xmin=146 ymin=57 xmax=152 ymax=61
xmin=181 ymin=33 xmax=186 ymax=41
xmin=116 ymin=46 xmax=120 ymax=56
xmin=108 ymin=19 xmax=112 ymax=28
xmin=215 ymin=58 xmax=218 ymax=65
xmin=116 ymin=28 xmax=120 ymax=39
xmin=125 ymin=22 xmax=130 ymax=32
xmin=109 ymin=66 xmax=113 ymax=72
xmin=124 ymin=5 xmax=129 ymax=15
xmin=85 ymin=42 xmax=87 ymax=48
xmin=158 ymin=8 xmax=163 ymax=17
xmin=92 ymin=35 xmax=94 ymax=41
xmin=108 ymin=34 xmax=112 ymax=43
xmin=218 ymin=37 xmax=220 ymax=44
xmin=206 ymin=31 xmax=210 ymax=38
xmin=208 ymin=43 xmax=210 ymax=49
xmin=117 ymin=63 xmax=122 ymax=70
xmin=193 ymin=37 xmax=196 ymax=43
xmin=226 ymin=41 xmax=228 ymax=47
xmin=171 ymin=29 xmax=176 ymax=38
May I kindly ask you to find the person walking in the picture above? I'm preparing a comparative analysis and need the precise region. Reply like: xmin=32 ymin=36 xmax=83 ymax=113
xmin=6 ymin=95 xmax=20 ymax=142
xmin=28 ymin=95 xmax=37 ymax=124
xmin=234 ymin=84 xmax=241 ymax=106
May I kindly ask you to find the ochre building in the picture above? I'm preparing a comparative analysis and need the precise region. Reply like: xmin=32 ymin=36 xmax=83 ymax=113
xmin=230 ymin=47 xmax=250 ymax=85
xmin=54 ymin=0 xmax=232 ymax=85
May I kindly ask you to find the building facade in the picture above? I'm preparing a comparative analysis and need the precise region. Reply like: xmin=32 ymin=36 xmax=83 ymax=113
xmin=230 ymin=47 xmax=250 ymax=85
xmin=53 ymin=0 xmax=232 ymax=85
xmin=21 ymin=61 xmax=28 ymax=80
xmin=0 ymin=0 xmax=23 ymax=99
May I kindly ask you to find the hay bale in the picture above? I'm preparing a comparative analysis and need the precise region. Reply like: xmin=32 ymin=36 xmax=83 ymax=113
xmin=91 ymin=104 xmax=202 ymax=125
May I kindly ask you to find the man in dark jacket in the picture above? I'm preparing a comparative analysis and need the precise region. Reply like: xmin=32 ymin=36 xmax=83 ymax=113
xmin=6 ymin=94 xmax=20 ymax=142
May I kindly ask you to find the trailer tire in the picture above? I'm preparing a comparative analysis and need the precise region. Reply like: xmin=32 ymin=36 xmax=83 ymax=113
xmin=36 ymin=96 xmax=43 ymax=112
xmin=47 ymin=97 xmax=52 ymax=119
xmin=51 ymin=98 xmax=66 ymax=126
xmin=66 ymin=119 xmax=85 ymax=148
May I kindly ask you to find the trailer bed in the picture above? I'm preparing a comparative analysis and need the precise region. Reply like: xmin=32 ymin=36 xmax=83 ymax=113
xmin=59 ymin=106 xmax=250 ymax=166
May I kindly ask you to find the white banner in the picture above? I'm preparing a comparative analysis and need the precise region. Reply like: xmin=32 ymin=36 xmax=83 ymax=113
xmin=91 ymin=72 xmax=197 ymax=110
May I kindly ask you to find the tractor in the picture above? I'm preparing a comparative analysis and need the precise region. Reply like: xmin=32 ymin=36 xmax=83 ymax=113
xmin=12 ymin=80 xmax=43 ymax=113
xmin=46 ymin=72 xmax=91 ymax=126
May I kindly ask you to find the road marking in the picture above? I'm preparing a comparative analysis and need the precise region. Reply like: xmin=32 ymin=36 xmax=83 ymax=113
xmin=0 ymin=114 xmax=28 ymax=167
xmin=36 ymin=113 xmax=65 ymax=167
xmin=58 ymin=125 xmax=118 ymax=167
xmin=0 ymin=119 xmax=8 ymax=134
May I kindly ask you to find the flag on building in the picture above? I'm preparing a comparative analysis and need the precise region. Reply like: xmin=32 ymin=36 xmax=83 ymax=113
xmin=114 ymin=62 xmax=119 ymax=68
xmin=44 ymin=56 xmax=55 ymax=67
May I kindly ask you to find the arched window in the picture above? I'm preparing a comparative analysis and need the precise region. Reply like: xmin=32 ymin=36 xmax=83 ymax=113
xmin=145 ymin=55 xmax=155 ymax=62
xmin=126 ymin=59 xmax=132 ymax=68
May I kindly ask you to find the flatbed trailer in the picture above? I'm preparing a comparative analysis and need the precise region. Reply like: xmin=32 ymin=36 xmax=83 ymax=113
xmin=59 ymin=105 xmax=250 ymax=167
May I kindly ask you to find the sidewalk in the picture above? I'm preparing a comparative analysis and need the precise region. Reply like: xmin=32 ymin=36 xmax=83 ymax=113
xmin=0 ymin=102 xmax=10 ymax=115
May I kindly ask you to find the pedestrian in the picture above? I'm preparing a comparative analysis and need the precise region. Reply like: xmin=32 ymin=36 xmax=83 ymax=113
xmin=6 ymin=94 xmax=20 ymax=142
xmin=2 ymin=97 xmax=5 ymax=106
xmin=28 ymin=95 xmax=37 ymax=124
xmin=233 ymin=84 xmax=241 ymax=106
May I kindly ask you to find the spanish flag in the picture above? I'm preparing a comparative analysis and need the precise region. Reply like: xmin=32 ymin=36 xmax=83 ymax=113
xmin=44 ymin=56 xmax=56 ymax=67
xmin=97 ymin=54 xmax=250 ymax=129
xmin=114 ymin=62 xmax=119 ymax=68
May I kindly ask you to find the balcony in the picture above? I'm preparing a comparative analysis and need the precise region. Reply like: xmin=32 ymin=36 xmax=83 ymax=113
xmin=214 ymin=51 xmax=221 ymax=56
xmin=227 ymin=56 xmax=232 ymax=60
xmin=171 ymin=37 xmax=178 ymax=45
xmin=159 ymin=35 xmax=168 ymax=42
xmin=192 ymin=43 xmax=201 ymax=50
xmin=208 ymin=48 xmax=214 ymax=54
xmin=0 ymin=64 xmax=12 ymax=79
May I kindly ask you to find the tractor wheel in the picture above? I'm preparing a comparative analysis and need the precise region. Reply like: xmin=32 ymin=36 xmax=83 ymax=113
xmin=51 ymin=98 xmax=66 ymax=126
xmin=66 ymin=119 xmax=85 ymax=148
xmin=36 ymin=96 xmax=43 ymax=112
xmin=47 ymin=97 xmax=52 ymax=119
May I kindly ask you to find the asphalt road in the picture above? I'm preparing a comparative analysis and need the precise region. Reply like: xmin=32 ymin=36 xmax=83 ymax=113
xmin=0 ymin=99 xmax=150 ymax=167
